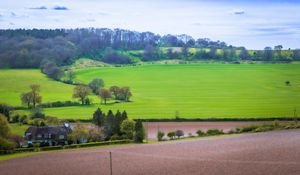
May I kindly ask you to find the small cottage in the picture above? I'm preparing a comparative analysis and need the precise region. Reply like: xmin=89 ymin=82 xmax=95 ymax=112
xmin=24 ymin=123 xmax=72 ymax=146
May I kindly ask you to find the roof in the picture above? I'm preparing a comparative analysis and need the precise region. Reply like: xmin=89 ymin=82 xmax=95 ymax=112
xmin=25 ymin=125 xmax=72 ymax=136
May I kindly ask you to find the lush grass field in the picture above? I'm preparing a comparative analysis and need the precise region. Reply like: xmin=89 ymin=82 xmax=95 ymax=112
xmin=0 ymin=69 xmax=77 ymax=106
xmin=1 ymin=64 xmax=300 ymax=119
xmin=45 ymin=63 xmax=300 ymax=119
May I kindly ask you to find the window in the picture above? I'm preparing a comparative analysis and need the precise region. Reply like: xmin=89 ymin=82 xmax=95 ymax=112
xmin=59 ymin=135 xmax=64 ymax=139
xmin=37 ymin=134 xmax=42 ymax=138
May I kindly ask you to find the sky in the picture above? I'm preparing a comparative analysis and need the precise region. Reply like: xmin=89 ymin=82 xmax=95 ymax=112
xmin=0 ymin=0 xmax=300 ymax=49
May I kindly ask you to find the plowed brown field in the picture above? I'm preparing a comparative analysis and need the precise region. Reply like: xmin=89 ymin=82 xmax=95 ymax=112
xmin=1 ymin=130 xmax=300 ymax=175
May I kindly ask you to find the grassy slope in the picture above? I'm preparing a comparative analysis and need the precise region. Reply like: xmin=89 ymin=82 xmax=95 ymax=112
xmin=44 ymin=64 xmax=300 ymax=119
xmin=9 ymin=124 xmax=29 ymax=136
xmin=0 ymin=69 xmax=77 ymax=106
xmin=1 ymin=64 xmax=300 ymax=120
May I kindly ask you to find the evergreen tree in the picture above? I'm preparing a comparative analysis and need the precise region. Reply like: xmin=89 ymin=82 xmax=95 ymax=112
xmin=134 ymin=119 xmax=145 ymax=143
xmin=92 ymin=108 xmax=105 ymax=127
xmin=104 ymin=110 xmax=115 ymax=138
xmin=121 ymin=110 xmax=128 ymax=121
xmin=113 ymin=110 xmax=122 ymax=135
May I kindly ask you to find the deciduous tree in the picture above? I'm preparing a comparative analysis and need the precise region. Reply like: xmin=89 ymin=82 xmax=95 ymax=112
xmin=88 ymin=78 xmax=104 ymax=94
xmin=73 ymin=85 xmax=92 ymax=105
xmin=99 ymin=88 xmax=111 ymax=104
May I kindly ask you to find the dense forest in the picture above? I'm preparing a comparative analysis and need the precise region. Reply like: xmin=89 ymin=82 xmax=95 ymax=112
xmin=0 ymin=28 xmax=299 ymax=68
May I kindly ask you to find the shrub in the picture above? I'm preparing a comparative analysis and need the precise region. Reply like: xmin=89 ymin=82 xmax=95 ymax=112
xmin=110 ymin=134 xmax=123 ymax=141
xmin=39 ymin=101 xmax=81 ymax=108
xmin=167 ymin=131 xmax=176 ymax=139
xmin=175 ymin=130 xmax=184 ymax=138
xmin=0 ymin=137 xmax=15 ymax=151
xmin=157 ymin=131 xmax=165 ymax=141
xmin=196 ymin=129 xmax=205 ymax=136
xmin=14 ymin=147 xmax=36 ymax=153
xmin=30 ymin=108 xmax=45 ymax=119
xmin=64 ymin=140 xmax=131 ymax=149
xmin=19 ymin=115 xmax=28 ymax=124
xmin=11 ymin=114 xmax=20 ymax=123
xmin=239 ymin=125 xmax=258 ymax=133
xmin=39 ymin=146 xmax=63 ymax=151
xmin=206 ymin=129 xmax=224 ymax=136
xmin=254 ymin=126 xmax=273 ymax=132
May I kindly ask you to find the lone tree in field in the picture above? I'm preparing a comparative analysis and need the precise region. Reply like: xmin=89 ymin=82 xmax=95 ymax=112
xmin=285 ymin=80 xmax=291 ymax=86
xmin=99 ymin=88 xmax=111 ymax=104
xmin=73 ymin=85 xmax=92 ymax=105
xmin=30 ymin=84 xmax=42 ymax=108
xmin=20 ymin=84 xmax=42 ymax=108
xmin=88 ymin=78 xmax=104 ymax=94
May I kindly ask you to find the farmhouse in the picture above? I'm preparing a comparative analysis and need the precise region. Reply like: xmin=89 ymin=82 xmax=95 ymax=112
xmin=24 ymin=123 xmax=72 ymax=146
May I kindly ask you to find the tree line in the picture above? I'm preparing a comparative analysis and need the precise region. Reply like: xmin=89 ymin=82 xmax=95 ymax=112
xmin=19 ymin=80 xmax=132 ymax=109
xmin=0 ymin=28 xmax=234 ymax=68
xmin=1 ymin=28 xmax=299 ymax=69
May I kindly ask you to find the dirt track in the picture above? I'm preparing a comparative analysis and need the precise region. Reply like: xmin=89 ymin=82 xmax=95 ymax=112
xmin=1 ymin=130 xmax=300 ymax=175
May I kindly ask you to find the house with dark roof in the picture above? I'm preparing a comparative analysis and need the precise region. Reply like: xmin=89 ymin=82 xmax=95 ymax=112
xmin=24 ymin=123 xmax=72 ymax=146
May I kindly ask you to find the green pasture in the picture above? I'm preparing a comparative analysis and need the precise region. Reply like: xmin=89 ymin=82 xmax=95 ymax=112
xmin=0 ymin=69 xmax=76 ymax=106
xmin=1 ymin=64 xmax=300 ymax=119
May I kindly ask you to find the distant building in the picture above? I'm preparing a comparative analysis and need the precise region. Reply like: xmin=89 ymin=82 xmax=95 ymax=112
xmin=24 ymin=123 xmax=72 ymax=146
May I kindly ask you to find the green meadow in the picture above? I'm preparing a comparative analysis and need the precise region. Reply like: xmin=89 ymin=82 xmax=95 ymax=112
xmin=1 ymin=64 xmax=300 ymax=119
xmin=0 ymin=69 xmax=75 ymax=106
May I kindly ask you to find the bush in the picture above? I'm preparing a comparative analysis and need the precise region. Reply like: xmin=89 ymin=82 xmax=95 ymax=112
xmin=102 ymin=53 xmax=133 ymax=64
xmin=175 ymin=130 xmax=184 ymax=138
xmin=39 ymin=146 xmax=63 ymax=151
xmin=30 ymin=108 xmax=45 ymax=119
xmin=39 ymin=101 xmax=81 ymax=108
xmin=254 ymin=126 xmax=273 ymax=132
xmin=11 ymin=114 xmax=20 ymax=123
xmin=0 ymin=137 xmax=15 ymax=151
xmin=19 ymin=115 xmax=28 ymax=124
xmin=157 ymin=131 xmax=165 ymax=141
xmin=167 ymin=131 xmax=176 ymax=139
xmin=239 ymin=125 xmax=258 ymax=133
xmin=65 ymin=140 xmax=131 ymax=149
xmin=206 ymin=129 xmax=224 ymax=136
xmin=14 ymin=147 xmax=36 ymax=153
xmin=196 ymin=129 xmax=205 ymax=136
xmin=110 ymin=134 xmax=125 ymax=141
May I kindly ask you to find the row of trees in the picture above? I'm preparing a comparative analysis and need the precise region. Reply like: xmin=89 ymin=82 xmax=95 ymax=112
xmin=19 ymin=80 xmax=132 ymax=108
xmin=92 ymin=108 xmax=144 ymax=142
xmin=142 ymin=45 xmax=300 ymax=62
xmin=0 ymin=28 xmax=234 ymax=68
xmin=73 ymin=84 xmax=132 ymax=105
